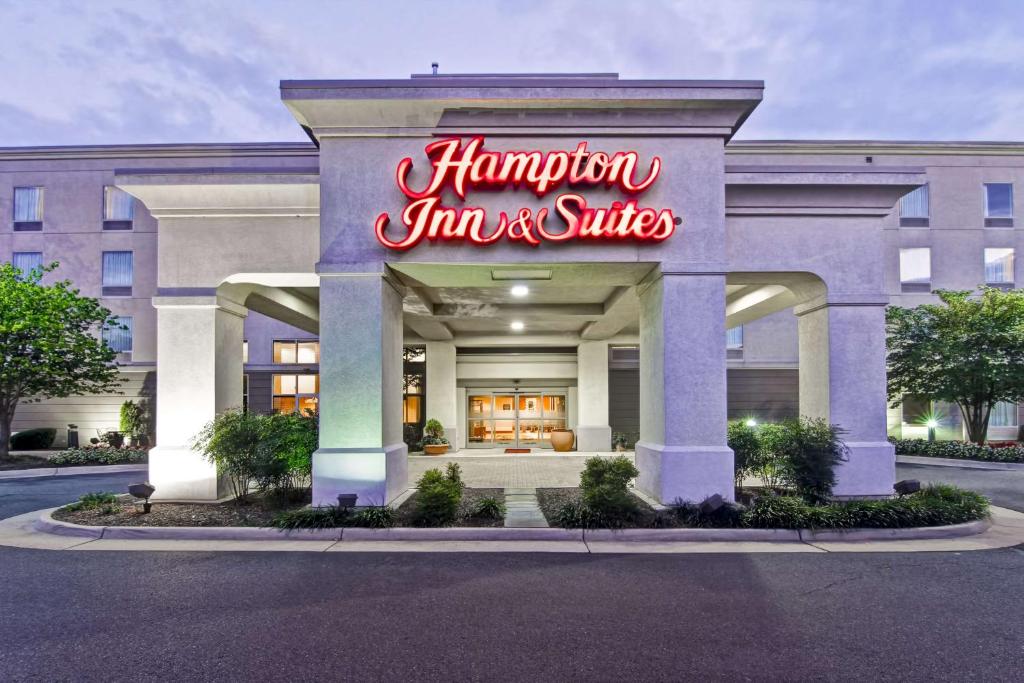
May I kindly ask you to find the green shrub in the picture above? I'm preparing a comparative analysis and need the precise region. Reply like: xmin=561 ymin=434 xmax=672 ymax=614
xmin=64 ymin=491 xmax=119 ymax=513
xmin=890 ymin=438 xmax=1024 ymax=463
xmin=119 ymin=400 xmax=149 ymax=439
xmin=778 ymin=418 xmax=848 ymax=505
xmin=471 ymin=497 xmax=505 ymax=520
xmin=272 ymin=506 xmax=345 ymax=530
xmin=749 ymin=422 xmax=790 ymax=489
xmin=49 ymin=447 xmax=147 ymax=466
xmin=552 ymin=500 xmax=625 ymax=529
xmin=412 ymin=463 xmax=464 ymax=526
xmin=742 ymin=485 xmax=988 ymax=529
xmin=100 ymin=431 xmax=125 ymax=449
xmin=350 ymin=505 xmax=397 ymax=528
xmin=579 ymin=455 xmax=640 ymax=518
xmin=727 ymin=421 xmax=760 ymax=486
xmin=9 ymin=427 xmax=56 ymax=450
xmin=259 ymin=412 xmax=318 ymax=494
xmin=670 ymin=498 xmax=747 ymax=528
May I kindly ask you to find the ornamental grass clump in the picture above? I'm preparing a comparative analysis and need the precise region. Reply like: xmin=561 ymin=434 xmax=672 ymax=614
xmin=412 ymin=462 xmax=464 ymax=526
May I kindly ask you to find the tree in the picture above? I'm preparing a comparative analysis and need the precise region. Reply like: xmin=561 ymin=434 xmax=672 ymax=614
xmin=886 ymin=287 xmax=1024 ymax=445
xmin=0 ymin=262 xmax=124 ymax=459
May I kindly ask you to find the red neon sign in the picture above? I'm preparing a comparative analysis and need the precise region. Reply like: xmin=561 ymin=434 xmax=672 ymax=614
xmin=375 ymin=136 xmax=679 ymax=250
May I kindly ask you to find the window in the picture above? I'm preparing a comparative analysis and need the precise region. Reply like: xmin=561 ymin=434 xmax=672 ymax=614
xmin=899 ymin=248 xmax=931 ymax=293
xmin=899 ymin=185 xmax=929 ymax=226
xmin=272 ymin=374 xmax=319 ymax=414
xmin=13 ymin=187 xmax=43 ymax=230
xmin=985 ymin=183 xmax=1013 ymax=226
xmin=273 ymin=340 xmax=319 ymax=364
xmin=102 ymin=251 xmax=133 ymax=296
xmin=103 ymin=316 xmax=133 ymax=353
xmin=242 ymin=374 xmax=249 ymax=413
xmin=103 ymin=186 xmax=134 ymax=230
xmin=984 ymin=248 xmax=1014 ymax=286
xmin=11 ymin=251 xmax=42 ymax=276
xmin=726 ymin=326 xmax=743 ymax=359
xmin=242 ymin=340 xmax=249 ymax=364
xmin=990 ymin=402 xmax=1018 ymax=428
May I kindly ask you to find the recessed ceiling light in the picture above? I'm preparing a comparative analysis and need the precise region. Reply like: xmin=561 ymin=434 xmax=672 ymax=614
xmin=510 ymin=321 xmax=525 ymax=332
xmin=510 ymin=285 xmax=529 ymax=298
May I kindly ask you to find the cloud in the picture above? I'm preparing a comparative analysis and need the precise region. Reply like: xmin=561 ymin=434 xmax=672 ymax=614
xmin=0 ymin=0 xmax=1021 ymax=145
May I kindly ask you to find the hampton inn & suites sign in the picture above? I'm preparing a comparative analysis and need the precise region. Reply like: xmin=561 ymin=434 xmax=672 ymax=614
xmin=374 ymin=136 xmax=680 ymax=250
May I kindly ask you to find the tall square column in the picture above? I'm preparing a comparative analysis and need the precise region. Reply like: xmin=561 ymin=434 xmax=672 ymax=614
xmin=636 ymin=272 xmax=734 ymax=503
xmin=425 ymin=341 xmax=458 ymax=452
xmin=797 ymin=302 xmax=894 ymax=496
xmin=576 ymin=340 xmax=612 ymax=451
xmin=313 ymin=272 xmax=408 ymax=506
xmin=149 ymin=296 xmax=246 ymax=501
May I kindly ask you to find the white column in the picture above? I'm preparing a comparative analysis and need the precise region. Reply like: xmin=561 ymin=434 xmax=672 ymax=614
xmin=149 ymin=295 xmax=246 ymax=501
xmin=797 ymin=302 xmax=894 ymax=496
xmin=636 ymin=272 xmax=733 ymax=503
xmin=313 ymin=272 xmax=407 ymax=506
xmin=576 ymin=340 xmax=611 ymax=451
xmin=425 ymin=341 xmax=458 ymax=452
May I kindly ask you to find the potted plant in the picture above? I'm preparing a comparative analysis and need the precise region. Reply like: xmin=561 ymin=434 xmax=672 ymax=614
xmin=421 ymin=418 xmax=450 ymax=455
xmin=550 ymin=428 xmax=575 ymax=452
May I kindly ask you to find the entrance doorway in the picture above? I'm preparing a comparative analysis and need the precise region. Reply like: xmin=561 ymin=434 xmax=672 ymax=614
xmin=467 ymin=390 xmax=568 ymax=449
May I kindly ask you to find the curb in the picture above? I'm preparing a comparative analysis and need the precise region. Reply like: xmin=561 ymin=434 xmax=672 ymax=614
xmin=0 ymin=464 xmax=148 ymax=480
xmin=32 ymin=508 xmax=995 ymax=544
xmin=896 ymin=455 xmax=1024 ymax=471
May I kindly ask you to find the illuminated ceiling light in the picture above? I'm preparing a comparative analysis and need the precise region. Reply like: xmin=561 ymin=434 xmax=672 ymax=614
xmin=510 ymin=321 xmax=525 ymax=332
xmin=510 ymin=285 xmax=530 ymax=298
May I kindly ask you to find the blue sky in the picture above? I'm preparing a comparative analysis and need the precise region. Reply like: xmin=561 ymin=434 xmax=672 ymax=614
xmin=0 ymin=0 xmax=1021 ymax=146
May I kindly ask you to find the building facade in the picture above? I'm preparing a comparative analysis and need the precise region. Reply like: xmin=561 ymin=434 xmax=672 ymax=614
xmin=3 ymin=74 xmax=1021 ymax=505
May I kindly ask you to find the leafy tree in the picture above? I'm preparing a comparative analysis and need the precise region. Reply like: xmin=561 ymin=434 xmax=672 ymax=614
xmin=0 ymin=262 xmax=124 ymax=459
xmin=886 ymin=287 xmax=1024 ymax=445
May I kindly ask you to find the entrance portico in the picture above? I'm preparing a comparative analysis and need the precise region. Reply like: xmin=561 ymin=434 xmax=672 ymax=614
xmin=119 ymin=73 xmax=920 ymax=507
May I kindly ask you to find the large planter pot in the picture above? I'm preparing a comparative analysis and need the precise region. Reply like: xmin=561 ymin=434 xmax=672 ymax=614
xmin=424 ymin=444 xmax=449 ymax=456
xmin=550 ymin=429 xmax=575 ymax=452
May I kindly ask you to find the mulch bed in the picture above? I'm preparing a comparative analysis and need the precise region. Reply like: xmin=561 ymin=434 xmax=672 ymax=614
xmin=53 ymin=491 xmax=310 ymax=527
xmin=536 ymin=487 xmax=681 ymax=528
xmin=0 ymin=455 xmax=54 ymax=471
xmin=396 ymin=487 xmax=506 ymax=527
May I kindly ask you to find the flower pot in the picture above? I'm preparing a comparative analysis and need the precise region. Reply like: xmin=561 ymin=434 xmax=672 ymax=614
xmin=550 ymin=429 xmax=575 ymax=452
xmin=424 ymin=444 xmax=449 ymax=455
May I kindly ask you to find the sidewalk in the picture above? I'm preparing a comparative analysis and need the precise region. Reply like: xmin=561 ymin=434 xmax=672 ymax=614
xmin=0 ymin=464 xmax=147 ymax=480
xmin=2 ymin=504 xmax=1022 ymax=554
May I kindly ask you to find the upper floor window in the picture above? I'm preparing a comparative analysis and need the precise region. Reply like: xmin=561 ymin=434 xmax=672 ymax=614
xmin=899 ymin=185 xmax=929 ymax=226
xmin=13 ymin=187 xmax=43 ymax=231
xmin=726 ymin=325 xmax=744 ymax=358
xmin=984 ymin=183 xmax=1013 ymax=227
xmin=11 ymin=251 xmax=42 ymax=277
xmin=273 ymin=340 xmax=319 ymax=364
xmin=103 ymin=186 xmax=134 ymax=230
xmin=103 ymin=316 xmax=133 ymax=354
xmin=102 ymin=251 xmax=133 ymax=296
xmin=984 ymin=248 xmax=1014 ymax=286
xmin=899 ymin=247 xmax=931 ymax=293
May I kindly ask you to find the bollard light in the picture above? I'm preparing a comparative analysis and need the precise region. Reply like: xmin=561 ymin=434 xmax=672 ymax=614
xmin=128 ymin=482 xmax=156 ymax=513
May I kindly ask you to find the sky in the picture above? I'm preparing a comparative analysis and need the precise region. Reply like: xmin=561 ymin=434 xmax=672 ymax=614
xmin=0 ymin=0 xmax=1021 ymax=146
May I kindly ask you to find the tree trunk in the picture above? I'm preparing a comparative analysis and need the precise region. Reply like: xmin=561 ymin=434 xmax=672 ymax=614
xmin=959 ymin=402 xmax=991 ymax=445
xmin=0 ymin=412 xmax=12 ymax=460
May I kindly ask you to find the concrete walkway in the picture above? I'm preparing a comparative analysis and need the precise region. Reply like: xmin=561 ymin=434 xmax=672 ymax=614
xmin=408 ymin=452 xmax=628 ymax=488
xmin=503 ymin=488 xmax=548 ymax=528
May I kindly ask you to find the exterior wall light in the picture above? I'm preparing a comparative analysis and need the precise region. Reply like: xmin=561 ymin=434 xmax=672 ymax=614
xmin=510 ymin=321 xmax=525 ymax=332
xmin=510 ymin=285 xmax=529 ymax=298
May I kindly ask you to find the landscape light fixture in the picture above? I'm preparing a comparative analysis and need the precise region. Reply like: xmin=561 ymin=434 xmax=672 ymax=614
xmin=745 ymin=418 xmax=757 ymax=427
xmin=510 ymin=284 xmax=530 ymax=298
xmin=893 ymin=479 xmax=921 ymax=496
xmin=926 ymin=418 xmax=939 ymax=442
xmin=699 ymin=493 xmax=725 ymax=516
xmin=510 ymin=320 xmax=525 ymax=332
xmin=128 ymin=482 xmax=156 ymax=513
xmin=337 ymin=494 xmax=358 ymax=509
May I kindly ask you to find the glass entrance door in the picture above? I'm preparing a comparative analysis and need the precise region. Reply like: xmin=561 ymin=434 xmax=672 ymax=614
xmin=467 ymin=390 xmax=568 ymax=449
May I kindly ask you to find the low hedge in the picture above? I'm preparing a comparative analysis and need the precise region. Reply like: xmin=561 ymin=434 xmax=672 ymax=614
xmin=890 ymin=438 xmax=1024 ymax=463
xmin=272 ymin=505 xmax=396 ymax=530
xmin=10 ymin=428 xmax=57 ymax=450
xmin=680 ymin=485 xmax=988 ymax=530
xmin=48 ymin=447 xmax=148 ymax=466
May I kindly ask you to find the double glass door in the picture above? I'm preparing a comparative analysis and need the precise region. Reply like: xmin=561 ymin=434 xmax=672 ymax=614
xmin=467 ymin=391 xmax=567 ymax=448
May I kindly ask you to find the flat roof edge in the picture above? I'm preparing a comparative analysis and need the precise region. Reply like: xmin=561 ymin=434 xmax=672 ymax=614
xmin=281 ymin=77 xmax=765 ymax=90
xmin=115 ymin=166 xmax=319 ymax=177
